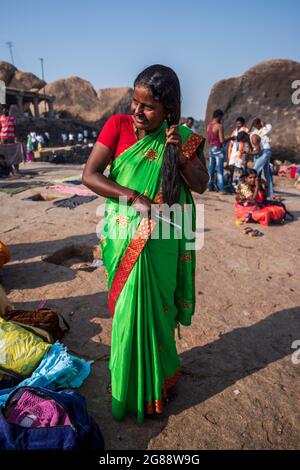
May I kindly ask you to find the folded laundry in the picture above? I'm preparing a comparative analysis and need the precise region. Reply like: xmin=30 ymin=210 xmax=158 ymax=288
xmin=0 ymin=343 xmax=92 ymax=406
xmin=46 ymin=184 xmax=96 ymax=196
xmin=4 ymin=389 xmax=71 ymax=427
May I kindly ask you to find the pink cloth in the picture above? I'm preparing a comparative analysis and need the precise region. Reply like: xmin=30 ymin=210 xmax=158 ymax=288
xmin=46 ymin=184 xmax=96 ymax=196
xmin=5 ymin=390 xmax=71 ymax=428
xmin=278 ymin=165 xmax=291 ymax=177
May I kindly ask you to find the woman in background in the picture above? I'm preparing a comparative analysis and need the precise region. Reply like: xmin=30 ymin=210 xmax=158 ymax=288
xmin=235 ymin=169 xmax=285 ymax=226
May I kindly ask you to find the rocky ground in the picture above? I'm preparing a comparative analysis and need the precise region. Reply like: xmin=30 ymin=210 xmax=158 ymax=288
xmin=0 ymin=162 xmax=299 ymax=450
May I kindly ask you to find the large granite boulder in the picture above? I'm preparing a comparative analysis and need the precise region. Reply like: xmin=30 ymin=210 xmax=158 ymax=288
xmin=205 ymin=59 xmax=300 ymax=161
xmin=1 ymin=61 xmax=133 ymax=127
xmin=0 ymin=61 xmax=45 ymax=91
xmin=0 ymin=61 xmax=17 ymax=85
xmin=43 ymin=78 xmax=133 ymax=125
xmin=97 ymin=87 xmax=133 ymax=117
xmin=8 ymin=70 xmax=46 ymax=91
xmin=42 ymin=77 xmax=100 ymax=123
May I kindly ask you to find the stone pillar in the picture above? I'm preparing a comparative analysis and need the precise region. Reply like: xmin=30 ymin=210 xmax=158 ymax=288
xmin=48 ymin=99 xmax=54 ymax=118
xmin=33 ymin=97 xmax=40 ymax=118
xmin=16 ymin=94 xmax=24 ymax=117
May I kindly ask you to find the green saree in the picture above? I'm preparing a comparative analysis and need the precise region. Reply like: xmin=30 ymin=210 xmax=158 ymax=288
xmin=100 ymin=122 xmax=204 ymax=423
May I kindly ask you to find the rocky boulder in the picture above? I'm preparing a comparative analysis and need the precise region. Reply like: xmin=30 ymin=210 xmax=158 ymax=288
xmin=1 ymin=61 xmax=133 ymax=127
xmin=97 ymin=87 xmax=133 ymax=117
xmin=0 ymin=61 xmax=17 ymax=85
xmin=42 ymin=77 xmax=100 ymax=123
xmin=8 ymin=70 xmax=46 ymax=91
xmin=0 ymin=61 xmax=46 ymax=91
xmin=43 ymin=78 xmax=133 ymax=125
xmin=205 ymin=59 xmax=300 ymax=161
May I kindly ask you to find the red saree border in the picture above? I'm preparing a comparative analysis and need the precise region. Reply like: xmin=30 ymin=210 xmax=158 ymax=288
xmin=182 ymin=133 xmax=205 ymax=158
xmin=145 ymin=368 xmax=182 ymax=415
xmin=108 ymin=217 xmax=156 ymax=316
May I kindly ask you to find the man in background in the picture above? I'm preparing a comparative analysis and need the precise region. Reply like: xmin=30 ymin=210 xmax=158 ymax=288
xmin=0 ymin=106 xmax=16 ymax=144
xmin=250 ymin=118 xmax=273 ymax=197
xmin=207 ymin=109 xmax=226 ymax=193
xmin=183 ymin=116 xmax=196 ymax=132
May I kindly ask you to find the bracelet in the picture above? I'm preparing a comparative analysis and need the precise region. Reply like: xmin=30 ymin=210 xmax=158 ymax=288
xmin=127 ymin=190 xmax=141 ymax=206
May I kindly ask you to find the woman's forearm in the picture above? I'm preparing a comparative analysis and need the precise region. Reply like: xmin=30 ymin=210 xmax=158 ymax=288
xmin=179 ymin=157 xmax=208 ymax=194
xmin=82 ymin=170 xmax=135 ymax=201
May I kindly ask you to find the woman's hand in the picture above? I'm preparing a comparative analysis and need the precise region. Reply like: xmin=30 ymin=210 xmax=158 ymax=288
xmin=166 ymin=125 xmax=182 ymax=148
xmin=131 ymin=194 xmax=152 ymax=217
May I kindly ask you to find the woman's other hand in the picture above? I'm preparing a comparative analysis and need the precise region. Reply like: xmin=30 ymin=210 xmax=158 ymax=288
xmin=131 ymin=194 xmax=152 ymax=217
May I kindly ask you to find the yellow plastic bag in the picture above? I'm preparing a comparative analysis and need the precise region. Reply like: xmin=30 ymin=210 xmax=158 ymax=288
xmin=0 ymin=317 xmax=51 ymax=376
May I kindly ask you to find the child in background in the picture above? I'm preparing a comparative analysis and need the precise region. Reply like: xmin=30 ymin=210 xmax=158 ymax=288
xmin=236 ymin=131 xmax=252 ymax=169
xmin=250 ymin=134 xmax=262 ymax=158
xmin=231 ymin=132 xmax=252 ymax=190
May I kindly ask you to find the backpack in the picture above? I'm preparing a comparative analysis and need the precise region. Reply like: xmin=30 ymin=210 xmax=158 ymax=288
xmin=0 ymin=387 xmax=104 ymax=450
xmin=1 ymin=308 xmax=70 ymax=343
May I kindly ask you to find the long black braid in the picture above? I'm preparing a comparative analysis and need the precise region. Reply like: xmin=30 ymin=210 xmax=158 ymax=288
xmin=134 ymin=64 xmax=181 ymax=205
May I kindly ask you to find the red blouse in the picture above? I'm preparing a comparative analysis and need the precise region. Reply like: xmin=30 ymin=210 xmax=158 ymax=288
xmin=96 ymin=114 xmax=137 ymax=159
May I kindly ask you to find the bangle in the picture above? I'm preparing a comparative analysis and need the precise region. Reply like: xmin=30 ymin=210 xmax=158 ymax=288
xmin=127 ymin=190 xmax=141 ymax=205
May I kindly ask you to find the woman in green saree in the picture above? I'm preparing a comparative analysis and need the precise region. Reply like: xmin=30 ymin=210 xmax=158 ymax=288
xmin=83 ymin=65 xmax=208 ymax=423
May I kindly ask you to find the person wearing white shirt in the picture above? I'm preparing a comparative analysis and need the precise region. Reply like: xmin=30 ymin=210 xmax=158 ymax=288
xmin=30 ymin=131 xmax=37 ymax=150
xmin=183 ymin=116 xmax=196 ymax=133
xmin=250 ymin=119 xmax=273 ymax=197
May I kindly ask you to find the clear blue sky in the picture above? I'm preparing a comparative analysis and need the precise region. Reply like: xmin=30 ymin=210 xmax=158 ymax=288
xmin=1 ymin=0 xmax=299 ymax=119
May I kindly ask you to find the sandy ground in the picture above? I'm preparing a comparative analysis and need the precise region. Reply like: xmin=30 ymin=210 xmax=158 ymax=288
xmin=0 ymin=161 xmax=300 ymax=450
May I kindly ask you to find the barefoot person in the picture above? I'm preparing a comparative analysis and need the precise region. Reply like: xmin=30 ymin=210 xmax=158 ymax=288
xmin=82 ymin=64 xmax=208 ymax=423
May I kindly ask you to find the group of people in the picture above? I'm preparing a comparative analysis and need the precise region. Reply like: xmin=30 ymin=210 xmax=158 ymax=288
xmin=207 ymin=110 xmax=287 ymax=225
xmin=207 ymin=111 xmax=274 ymax=195
xmin=60 ymin=129 xmax=97 ymax=146
xmin=26 ymin=131 xmax=51 ymax=161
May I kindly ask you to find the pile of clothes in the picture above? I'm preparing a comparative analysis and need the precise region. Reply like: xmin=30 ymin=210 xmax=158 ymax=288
xmin=0 ymin=290 xmax=104 ymax=450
